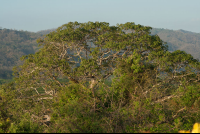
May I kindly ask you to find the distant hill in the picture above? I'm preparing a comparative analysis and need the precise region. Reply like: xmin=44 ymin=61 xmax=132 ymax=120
xmin=0 ymin=26 xmax=200 ymax=79
xmin=150 ymin=28 xmax=200 ymax=59
xmin=175 ymin=29 xmax=197 ymax=34
xmin=0 ymin=28 xmax=43 ymax=79
xmin=36 ymin=28 xmax=57 ymax=35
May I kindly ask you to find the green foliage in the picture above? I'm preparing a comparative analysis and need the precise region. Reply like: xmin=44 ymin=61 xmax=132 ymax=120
xmin=0 ymin=78 xmax=14 ymax=85
xmin=0 ymin=21 xmax=200 ymax=133
xmin=8 ymin=114 xmax=42 ymax=133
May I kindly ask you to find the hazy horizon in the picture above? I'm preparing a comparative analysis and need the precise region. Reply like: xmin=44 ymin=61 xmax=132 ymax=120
xmin=1 ymin=0 xmax=200 ymax=33
xmin=0 ymin=26 xmax=198 ymax=35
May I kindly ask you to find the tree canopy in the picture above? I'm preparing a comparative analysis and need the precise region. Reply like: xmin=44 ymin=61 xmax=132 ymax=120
xmin=0 ymin=21 xmax=200 ymax=133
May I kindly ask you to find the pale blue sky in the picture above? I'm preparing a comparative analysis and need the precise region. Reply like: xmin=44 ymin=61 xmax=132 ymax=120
xmin=0 ymin=0 xmax=200 ymax=33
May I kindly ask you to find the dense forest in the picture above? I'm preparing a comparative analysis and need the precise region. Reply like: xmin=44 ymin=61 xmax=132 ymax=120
xmin=0 ymin=22 xmax=200 ymax=133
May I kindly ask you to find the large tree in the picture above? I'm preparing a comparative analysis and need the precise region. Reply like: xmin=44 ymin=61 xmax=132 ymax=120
xmin=1 ymin=21 xmax=199 ymax=132
xmin=12 ymin=21 xmax=163 ymax=97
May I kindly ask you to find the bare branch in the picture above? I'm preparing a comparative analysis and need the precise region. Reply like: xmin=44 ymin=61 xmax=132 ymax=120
xmin=151 ymin=94 xmax=183 ymax=105
xmin=37 ymin=97 xmax=53 ymax=101
xmin=172 ymin=107 xmax=186 ymax=118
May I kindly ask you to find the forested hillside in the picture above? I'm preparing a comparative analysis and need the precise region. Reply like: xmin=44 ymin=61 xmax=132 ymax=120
xmin=0 ymin=29 xmax=44 ymax=79
xmin=151 ymin=28 xmax=200 ymax=60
